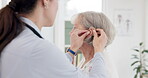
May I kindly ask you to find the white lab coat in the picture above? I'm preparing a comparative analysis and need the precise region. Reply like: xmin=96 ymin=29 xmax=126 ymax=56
xmin=0 ymin=17 xmax=108 ymax=78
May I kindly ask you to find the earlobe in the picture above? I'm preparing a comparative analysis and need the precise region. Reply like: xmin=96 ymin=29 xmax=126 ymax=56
xmin=44 ymin=3 xmax=48 ymax=8
xmin=42 ymin=0 xmax=49 ymax=8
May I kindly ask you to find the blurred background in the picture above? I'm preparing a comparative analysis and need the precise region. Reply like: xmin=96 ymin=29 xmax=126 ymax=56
xmin=0 ymin=0 xmax=148 ymax=78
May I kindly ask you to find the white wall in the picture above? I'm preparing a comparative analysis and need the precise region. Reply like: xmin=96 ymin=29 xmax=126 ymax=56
xmin=104 ymin=0 xmax=145 ymax=78
xmin=41 ymin=27 xmax=54 ymax=44
xmin=54 ymin=0 xmax=66 ymax=52
xmin=145 ymin=0 xmax=148 ymax=49
xmin=0 ymin=0 xmax=2 ymax=9
xmin=1 ymin=0 xmax=9 ymax=7
xmin=0 ymin=0 xmax=10 ymax=8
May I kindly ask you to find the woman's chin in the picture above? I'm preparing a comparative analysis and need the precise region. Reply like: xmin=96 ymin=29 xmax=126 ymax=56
xmin=43 ymin=25 xmax=53 ymax=27
xmin=43 ymin=23 xmax=54 ymax=27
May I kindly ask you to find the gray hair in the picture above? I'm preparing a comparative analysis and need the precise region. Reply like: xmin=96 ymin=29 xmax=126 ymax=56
xmin=71 ymin=11 xmax=116 ymax=47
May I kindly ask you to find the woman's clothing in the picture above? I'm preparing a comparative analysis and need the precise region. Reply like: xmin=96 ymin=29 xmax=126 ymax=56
xmin=0 ymin=17 xmax=108 ymax=78
xmin=78 ymin=52 xmax=119 ymax=78
xmin=77 ymin=53 xmax=109 ymax=78
xmin=77 ymin=58 xmax=93 ymax=74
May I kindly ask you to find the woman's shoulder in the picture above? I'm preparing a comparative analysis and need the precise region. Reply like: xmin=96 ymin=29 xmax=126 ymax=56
xmin=93 ymin=52 xmax=104 ymax=60
xmin=90 ymin=52 xmax=105 ymax=65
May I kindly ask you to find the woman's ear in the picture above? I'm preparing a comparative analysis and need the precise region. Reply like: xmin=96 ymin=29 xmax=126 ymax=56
xmin=84 ymin=27 xmax=95 ymax=41
xmin=42 ymin=0 xmax=50 ymax=8
xmin=87 ymin=27 xmax=94 ymax=37
xmin=84 ymin=29 xmax=92 ymax=40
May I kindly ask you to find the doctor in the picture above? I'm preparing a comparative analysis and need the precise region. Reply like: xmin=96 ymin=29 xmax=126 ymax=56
xmin=0 ymin=0 xmax=108 ymax=78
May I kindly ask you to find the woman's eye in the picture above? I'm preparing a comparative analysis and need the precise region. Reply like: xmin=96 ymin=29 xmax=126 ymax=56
xmin=73 ymin=27 xmax=77 ymax=29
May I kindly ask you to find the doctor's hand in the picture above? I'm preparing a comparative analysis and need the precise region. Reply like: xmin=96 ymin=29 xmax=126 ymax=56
xmin=70 ymin=29 xmax=90 ymax=52
xmin=92 ymin=28 xmax=108 ymax=53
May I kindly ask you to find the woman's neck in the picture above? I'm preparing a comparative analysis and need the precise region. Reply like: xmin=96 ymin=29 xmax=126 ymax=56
xmin=79 ymin=42 xmax=94 ymax=62
xmin=19 ymin=7 xmax=43 ymax=30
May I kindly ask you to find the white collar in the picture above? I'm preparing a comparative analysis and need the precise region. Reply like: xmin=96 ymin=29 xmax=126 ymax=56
xmin=20 ymin=17 xmax=41 ymax=35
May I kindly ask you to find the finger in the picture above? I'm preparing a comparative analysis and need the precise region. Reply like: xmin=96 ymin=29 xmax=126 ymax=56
xmin=71 ymin=29 xmax=79 ymax=35
xmin=89 ymin=26 xmax=95 ymax=30
xmin=96 ymin=29 xmax=106 ymax=36
xmin=88 ymin=27 xmax=94 ymax=35
xmin=70 ymin=26 xmax=77 ymax=33
xmin=80 ymin=31 xmax=90 ymax=40
xmin=71 ymin=29 xmax=87 ymax=37
xmin=92 ymin=30 xmax=98 ymax=38
xmin=96 ymin=29 xmax=108 ymax=40
xmin=96 ymin=29 xmax=104 ymax=34
xmin=77 ymin=30 xmax=89 ymax=36
xmin=77 ymin=29 xmax=88 ymax=34
xmin=85 ymin=30 xmax=92 ymax=38
xmin=70 ymin=29 xmax=79 ymax=37
xmin=95 ymin=29 xmax=101 ymax=36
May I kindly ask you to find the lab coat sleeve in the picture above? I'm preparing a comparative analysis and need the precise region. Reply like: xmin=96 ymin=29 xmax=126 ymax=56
xmin=30 ymin=40 xmax=107 ymax=78
xmin=65 ymin=53 xmax=73 ymax=63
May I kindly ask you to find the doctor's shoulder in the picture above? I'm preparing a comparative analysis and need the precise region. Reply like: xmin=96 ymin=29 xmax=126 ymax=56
xmin=18 ymin=27 xmax=59 ymax=52
xmin=30 ymin=38 xmax=63 ymax=56
xmin=6 ymin=27 xmax=61 ymax=56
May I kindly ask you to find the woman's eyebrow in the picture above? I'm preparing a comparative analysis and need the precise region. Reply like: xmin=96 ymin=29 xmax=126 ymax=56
xmin=73 ymin=26 xmax=77 ymax=29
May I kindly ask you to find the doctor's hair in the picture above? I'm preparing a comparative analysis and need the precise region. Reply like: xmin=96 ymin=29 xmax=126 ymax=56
xmin=71 ymin=11 xmax=116 ymax=47
xmin=0 ymin=0 xmax=38 ymax=54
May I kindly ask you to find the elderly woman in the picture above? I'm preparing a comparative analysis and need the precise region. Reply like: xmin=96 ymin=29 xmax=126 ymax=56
xmin=70 ymin=11 xmax=119 ymax=78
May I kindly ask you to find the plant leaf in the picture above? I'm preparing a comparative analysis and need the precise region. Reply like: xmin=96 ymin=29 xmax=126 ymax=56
xmin=133 ymin=67 xmax=138 ymax=71
xmin=131 ymin=57 xmax=139 ymax=59
xmin=131 ymin=61 xmax=140 ymax=66
xmin=134 ymin=65 xmax=141 ymax=73
xmin=136 ymin=66 xmax=141 ymax=73
xmin=132 ymin=54 xmax=138 ymax=57
xmin=140 ymin=42 xmax=143 ymax=46
xmin=131 ymin=54 xmax=139 ymax=59
xmin=142 ymin=50 xmax=148 ymax=53
xmin=145 ymin=69 xmax=148 ymax=72
xmin=133 ymin=65 xmax=140 ymax=71
xmin=134 ymin=74 xmax=138 ymax=78
xmin=133 ymin=49 xmax=139 ymax=52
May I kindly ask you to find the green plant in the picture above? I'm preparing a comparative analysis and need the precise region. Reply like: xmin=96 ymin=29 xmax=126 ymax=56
xmin=131 ymin=42 xmax=148 ymax=78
